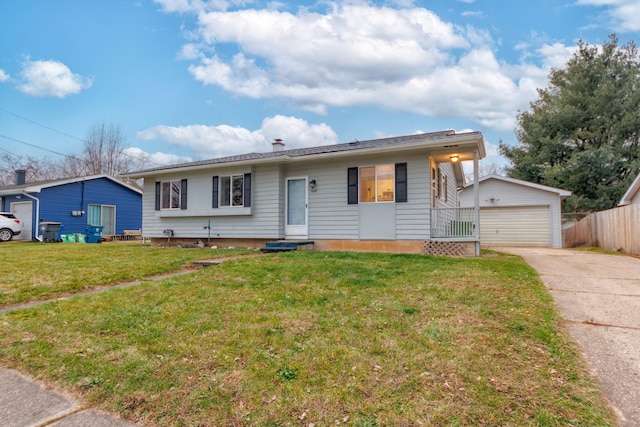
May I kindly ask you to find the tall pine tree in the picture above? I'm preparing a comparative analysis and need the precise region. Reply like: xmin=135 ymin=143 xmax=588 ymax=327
xmin=501 ymin=35 xmax=640 ymax=212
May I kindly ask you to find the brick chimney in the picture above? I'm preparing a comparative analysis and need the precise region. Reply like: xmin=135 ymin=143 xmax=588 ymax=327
xmin=15 ymin=169 xmax=26 ymax=185
xmin=272 ymin=139 xmax=285 ymax=152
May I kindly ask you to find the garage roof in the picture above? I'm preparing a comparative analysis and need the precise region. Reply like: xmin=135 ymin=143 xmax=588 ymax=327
xmin=618 ymin=172 xmax=640 ymax=206
xmin=464 ymin=175 xmax=571 ymax=199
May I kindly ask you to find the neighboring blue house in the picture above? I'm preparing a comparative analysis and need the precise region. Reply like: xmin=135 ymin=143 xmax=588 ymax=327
xmin=0 ymin=171 xmax=142 ymax=241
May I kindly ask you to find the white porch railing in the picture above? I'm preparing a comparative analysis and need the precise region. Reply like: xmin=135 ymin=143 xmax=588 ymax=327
xmin=431 ymin=208 xmax=477 ymax=238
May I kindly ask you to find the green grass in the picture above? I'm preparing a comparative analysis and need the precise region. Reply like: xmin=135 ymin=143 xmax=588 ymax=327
xmin=0 ymin=241 xmax=253 ymax=308
xmin=0 ymin=249 xmax=616 ymax=426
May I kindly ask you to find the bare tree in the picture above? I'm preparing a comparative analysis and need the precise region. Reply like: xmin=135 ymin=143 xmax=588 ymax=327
xmin=478 ymin=161 xmax=505 ymax=177
xmin=464 ymin=160 xmax=506 ymax=183
xmin=0 ymin=121 xmax=138 ymax=186
xmin=57 ymin=154 xmax=88 ymax=178
xmin=76 ymin=121 xmax=132 ymax=176
xmin=0 ymin=153 xmax=61 ymax=185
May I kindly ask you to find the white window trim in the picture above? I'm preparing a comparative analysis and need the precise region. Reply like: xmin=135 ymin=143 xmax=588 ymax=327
xmin=161 ymin=180 xmax=182 ymax=210
xmin=359 ymin=164 xmax=395 ymax=203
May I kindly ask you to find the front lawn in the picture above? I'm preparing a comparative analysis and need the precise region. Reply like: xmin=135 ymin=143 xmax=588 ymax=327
xmin=0 ymin=250 xmax=615 ymax=426
xmin=0 ymin=241 xmax=252 ymax=308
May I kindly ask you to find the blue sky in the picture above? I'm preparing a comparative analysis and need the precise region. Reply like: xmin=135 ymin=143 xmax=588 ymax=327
xmin=1 ymin=0 xmax=639 ymax=171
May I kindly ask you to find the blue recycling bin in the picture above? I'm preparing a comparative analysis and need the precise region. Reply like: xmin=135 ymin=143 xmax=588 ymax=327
xmin=84 ymin=225 xmax=104 ymax=243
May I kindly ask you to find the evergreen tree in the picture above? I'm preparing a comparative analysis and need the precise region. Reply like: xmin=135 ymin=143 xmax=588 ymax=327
xmin=501 ymin=35 xmax=640 ymax=212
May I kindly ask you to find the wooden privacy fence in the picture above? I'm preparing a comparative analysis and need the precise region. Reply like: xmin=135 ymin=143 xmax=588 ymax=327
xmin=563 ymin=204 xmax=640 ymax=255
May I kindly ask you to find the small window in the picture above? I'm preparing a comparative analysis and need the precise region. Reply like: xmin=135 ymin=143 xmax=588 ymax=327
xmin=220 ymin=175 xmax=245 ymax=207
xmin=431 ymin=166 xmax=439 ymax=199
xmin=161 ymin=180 xmax=182 ymax=209
xmin=442 ymin=174 xmax=448 ymax=202
xmin=359 ymin=164 xmax=395 ymax=203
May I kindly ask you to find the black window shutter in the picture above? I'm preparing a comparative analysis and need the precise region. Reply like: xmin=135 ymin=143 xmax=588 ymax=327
xmin=180 ymin=179 xmax=188 ymax=210
xmin=244 ymin=173 xmax=252 ymax=207
xmin=212 ymin=176 xmax=219 ymax=208
xmin=155 ymin=182 xmax=161 ymax=210
xmin=395 ymin=163 xmax=407 ymax=203
xmin=347 ymin=167 xmax=358 ymax=204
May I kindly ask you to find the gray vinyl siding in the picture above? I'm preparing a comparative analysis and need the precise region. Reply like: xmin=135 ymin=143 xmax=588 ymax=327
xmin=141 ymin=151 xmax=441 ymax=241
xmin=442 ymin=163 xmax=458 ymax=208
xmin=395 ymin=157 xmax=430 ymax=239
xmin=288 ymin=153 xmax=431 ymax=240
xmin=286 ymin=158 xmax=359 ymax=239
xmin=142 ymin=164 xmax=283 ymax=239
xmin=432 ymin=161 xmax=457 ymax=209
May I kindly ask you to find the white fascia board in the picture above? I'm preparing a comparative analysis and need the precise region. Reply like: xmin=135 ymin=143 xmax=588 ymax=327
xmin=1 ymin=174 xmax=142 ymax=195
xmin=618 ymin=172 xmax=640 ymax=206
xmin=465 ymin=174 xmax=572 ymax=198
xmin=125 ymin=133 xmax=486 ymax=179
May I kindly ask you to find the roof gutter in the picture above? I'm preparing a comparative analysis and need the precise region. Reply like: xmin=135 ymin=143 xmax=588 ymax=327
xmin=124 ymin=133 xmax=486 ymax=179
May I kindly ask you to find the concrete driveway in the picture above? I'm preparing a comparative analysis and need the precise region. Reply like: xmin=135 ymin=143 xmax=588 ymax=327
xmin=498 ymin=247 xmax=640 ymax=427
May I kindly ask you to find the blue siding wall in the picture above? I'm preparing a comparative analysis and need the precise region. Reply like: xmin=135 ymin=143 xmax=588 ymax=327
xmin=36 ymin=178 xmax=141 ymax=236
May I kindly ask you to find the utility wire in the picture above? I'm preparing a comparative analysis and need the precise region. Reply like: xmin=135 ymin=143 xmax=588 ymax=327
xmin=0 ymin=133 xmax=72 ymax=158
xmin=0 ymin=106 xmax=168 ymax=168
xmin=0 ymin=106 xmax=86 ymax=142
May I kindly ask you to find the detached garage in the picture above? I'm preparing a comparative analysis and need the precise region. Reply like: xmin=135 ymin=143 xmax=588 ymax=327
xmin=459 ymin=175 xmax=571 ymax=248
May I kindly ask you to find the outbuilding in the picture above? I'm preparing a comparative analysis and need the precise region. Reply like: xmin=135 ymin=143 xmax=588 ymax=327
xmin=618 ymin=171 xmax=640 ymax=206
xmin=459 ymin=175 xmax=571 ymax=248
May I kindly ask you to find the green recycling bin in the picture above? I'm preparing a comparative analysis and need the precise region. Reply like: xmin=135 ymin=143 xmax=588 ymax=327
xmin=84 ymin=225 xmax=104 ymax=243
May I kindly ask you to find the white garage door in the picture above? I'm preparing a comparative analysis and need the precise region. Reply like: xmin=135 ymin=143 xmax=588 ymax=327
xmin=480 ymin=206 xmax=550 ymax=247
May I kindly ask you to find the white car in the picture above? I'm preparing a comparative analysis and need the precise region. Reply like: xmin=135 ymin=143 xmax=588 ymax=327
xmin=0 ymin=212 xmax=22 ymax=242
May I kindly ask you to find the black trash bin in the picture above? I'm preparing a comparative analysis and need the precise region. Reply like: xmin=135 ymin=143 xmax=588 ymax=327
xmin=40 ymin=222 xmax=62 ymax=242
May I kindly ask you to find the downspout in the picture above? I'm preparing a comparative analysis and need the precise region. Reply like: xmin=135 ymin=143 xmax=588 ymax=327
xmin=473 ymin=150 xmax=480 ymax=256
xmin=20 ymin=192 xmax=41 ymax=241
xmin=80 ymin=181 xmax=85 ymax=214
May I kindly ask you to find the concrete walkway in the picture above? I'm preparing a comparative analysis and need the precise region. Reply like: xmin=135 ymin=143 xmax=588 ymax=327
xmin=0 ymin=367 xmax=136 ymax=427
xmin=498 ymin=247 xmax=640 ymax=427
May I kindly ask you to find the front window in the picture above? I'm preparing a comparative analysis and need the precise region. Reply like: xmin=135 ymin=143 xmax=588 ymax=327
xmin=359 ymin=164 xmax=395 ymax=203
xmin=220 ymin=175 xmax=244 ymax=207
xmin=161 ymin=180 xmax=181 ymax=209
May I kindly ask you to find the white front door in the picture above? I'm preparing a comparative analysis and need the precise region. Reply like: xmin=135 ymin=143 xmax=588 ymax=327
xmin=11 ymin=201 xmax=33 ymax=241
xmin=285 ymin=177 xmax=308 ymax=239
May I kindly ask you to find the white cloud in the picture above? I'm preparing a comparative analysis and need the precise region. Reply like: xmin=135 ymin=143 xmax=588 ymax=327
xmin=0 ymin=69 xmax=10 ymax=82
xmin=153 ymin=0 xmax=249 ymax=13
xmin=577 ymin=0 xmax=640 ymax=32
xmin=536 ymin=42 xmax=575 ymax=69
xmin=177 ymin=43 xmax=204 ymax=60
xmin=124 ymin=147 xmax=193 ymax=167
xmin=260 ymin=115 xmax=338 ymax=147
xmin=169 ymin=3 xmax=561 ymax=132
xmin=136 ymin=115 xmax=338 ymax=159
xmin=17 ymin=59 xmax=93 ymax=98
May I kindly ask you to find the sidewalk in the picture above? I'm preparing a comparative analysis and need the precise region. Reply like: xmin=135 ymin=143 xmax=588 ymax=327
xmin=0 ymin=367 xmax=136 ymax=427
